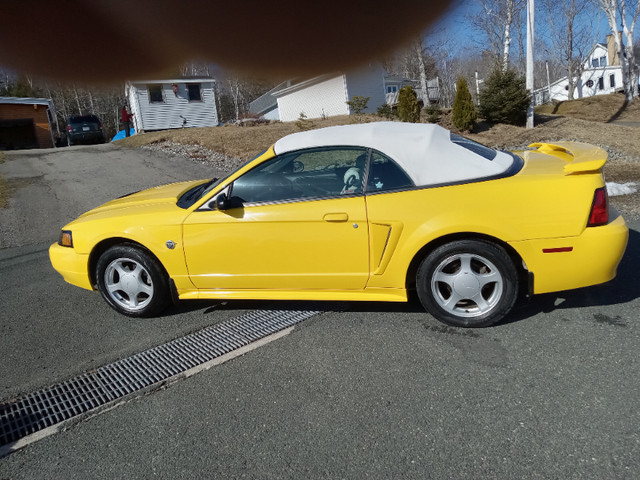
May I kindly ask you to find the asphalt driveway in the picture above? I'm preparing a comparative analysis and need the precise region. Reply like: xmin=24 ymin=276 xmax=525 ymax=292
xmin=0 ymin=144 xmax=639 ymax=479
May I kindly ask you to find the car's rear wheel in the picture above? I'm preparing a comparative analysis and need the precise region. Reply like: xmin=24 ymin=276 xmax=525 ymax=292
xmin=96 ymin=244 xmax=171 ymax=317
xmin=416 ymin=240 xmax=519 ymax=328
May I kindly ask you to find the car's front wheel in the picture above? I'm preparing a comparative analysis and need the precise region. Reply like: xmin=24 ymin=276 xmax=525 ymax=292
xmin=416 ymin=240 xmax=519 ymax=328
xmin=96 ymin=244 xmax=171 ymax=317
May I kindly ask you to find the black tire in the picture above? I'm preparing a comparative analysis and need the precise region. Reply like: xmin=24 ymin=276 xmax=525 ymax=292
xmin=95 ymin=244 xmax=171 ymax=317
xmin=416 ymin=240 xmax=519 ymax=328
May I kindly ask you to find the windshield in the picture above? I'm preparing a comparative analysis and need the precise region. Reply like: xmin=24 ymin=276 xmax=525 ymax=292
xmin=177 ymin=150 xmax=269 ymax=208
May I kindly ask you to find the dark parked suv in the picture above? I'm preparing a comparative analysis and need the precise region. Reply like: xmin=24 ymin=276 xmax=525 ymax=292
xmin=66 ymin=115 xmax=105 ymax=146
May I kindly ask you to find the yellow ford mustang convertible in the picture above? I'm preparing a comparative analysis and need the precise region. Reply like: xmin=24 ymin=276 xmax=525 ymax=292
xmin=50 ymin=122 xmax=628 ymax=327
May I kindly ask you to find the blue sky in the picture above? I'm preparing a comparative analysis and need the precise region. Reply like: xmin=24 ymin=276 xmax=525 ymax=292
xmin=421 ymin=0 xmax=638 ymax=59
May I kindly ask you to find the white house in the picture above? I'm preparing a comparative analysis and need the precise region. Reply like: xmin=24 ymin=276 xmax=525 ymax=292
xmin=272 ymin=64 xmax=388 ymax=122
xmin=534 ymin=35 xmax=626 ymax=105
xmin=384 ymin=76 xmax=441 ymax=105
xmin=125 ymin=77 xmax=218 ymax=133
xmin=247 ymin=80 xmax=290 ymax=121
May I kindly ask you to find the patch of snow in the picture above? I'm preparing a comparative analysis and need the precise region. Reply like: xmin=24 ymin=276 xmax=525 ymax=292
xmin=606 ymin=182 xmax=638 ymax=197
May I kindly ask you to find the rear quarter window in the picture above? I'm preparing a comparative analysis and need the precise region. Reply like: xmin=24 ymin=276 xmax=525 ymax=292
xmin=450 ymin=133 xmax=497 ymax=160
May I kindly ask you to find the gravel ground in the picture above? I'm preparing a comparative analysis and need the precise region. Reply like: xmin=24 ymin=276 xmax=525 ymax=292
xmin=141 ymin=141 xmax=245 ymax=172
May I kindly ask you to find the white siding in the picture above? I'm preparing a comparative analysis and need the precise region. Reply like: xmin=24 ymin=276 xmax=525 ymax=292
xmin=344 ymin=64 xmax=387 ymax=113
xmin=276 ymin=75 xmax=349 ymax=122
xmin=533 ymin=43 xmax=626 ymax=104
xmin=587 ymin=45 xmax=609 ymax=68
xmin=538 ymin=67 xmax=623 ymax=103
xmin=128 ymin=81 xmax=218 ymax=132
xmin=262 ymin=107 xmax=280 ymax=121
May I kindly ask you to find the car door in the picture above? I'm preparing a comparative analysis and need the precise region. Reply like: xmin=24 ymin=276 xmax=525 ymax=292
xmin=361 ymin=150 xmax=416 ymax=282
xmin=182 ymin=147 xmax=370 ymax=291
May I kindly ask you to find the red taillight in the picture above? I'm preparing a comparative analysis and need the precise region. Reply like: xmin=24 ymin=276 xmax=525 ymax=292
xmin=67 ymin=125 xmax=72 ymax=132
xmin=587 ymin=187 xmax=609 ymax=226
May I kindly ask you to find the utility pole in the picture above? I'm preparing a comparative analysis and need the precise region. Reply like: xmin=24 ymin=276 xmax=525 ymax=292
xmin=526 ymin=0 xmax=535 ymax=128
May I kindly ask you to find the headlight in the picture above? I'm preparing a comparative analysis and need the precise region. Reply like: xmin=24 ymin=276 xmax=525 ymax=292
xmin=58 ymin=230 xmax=73 ymax=247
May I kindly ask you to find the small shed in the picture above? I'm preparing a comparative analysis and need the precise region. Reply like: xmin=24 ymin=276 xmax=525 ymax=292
xmin=0 ymin=97 xmax=57 ymax=149
xmin=125 ymin=77 xmax=218 ymax=133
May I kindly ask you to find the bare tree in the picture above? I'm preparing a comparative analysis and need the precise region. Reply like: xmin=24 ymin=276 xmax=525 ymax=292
xmin=475 ymin=0 xmax=526 ymax=70
xmin=211 ymin=72 xmax=279 ymax=123
xmin=383 ymin=36 xmax=440 ymax=105
xmin=39 ymin=80 xmax=125 ymax=140
xmin=179 ymin=61 xmax=212 ymax=77
xmin=599 ymin=0 xmax=640 ymax=101
xmin=543 ymin=0 xmax=595 ymax=100
xmin=227 ymin=77 xmax=243 ymax=121
xmin=619 ymin=0 xmax=640 ymax=98
xmin=414 ymin=40 xmax=429 ymax=102
xmin=384 ymin=40 xmax=438 ymax=79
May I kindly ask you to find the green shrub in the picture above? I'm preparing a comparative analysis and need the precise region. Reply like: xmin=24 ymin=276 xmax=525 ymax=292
xmin=397 ymin=86 xmax=421 ymax=123
xmin=452 ymin=77 xmax=476 ymax=132
xmin=479 ymin=69 xmax=531 ymax=126
xmin=376 ymin=103 xmax=396 ymax=119
xmin=424 ymin=103 xmax=442 ymax=123
xmin=346 ymin=96 xmax=370 ymax=116
xmin=295 ymin=112 xmax=315 ymax=131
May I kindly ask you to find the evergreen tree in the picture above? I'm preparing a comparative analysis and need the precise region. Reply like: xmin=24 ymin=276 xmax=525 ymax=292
xmin=479 ymin=68 xmax=531 ymax=126
xmin=451 ymin=77 xmax=476 ymax=132
xmin=397 ymin=86 xmax=420 ymax=123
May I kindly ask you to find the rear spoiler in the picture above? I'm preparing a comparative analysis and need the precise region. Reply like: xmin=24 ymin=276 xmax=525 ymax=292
xmin=528 ymin=142 xmax=607 ymax=175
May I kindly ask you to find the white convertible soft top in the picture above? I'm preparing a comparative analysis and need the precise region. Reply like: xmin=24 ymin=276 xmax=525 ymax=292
xmin=273 ymin=122 xmax=516 ymax=186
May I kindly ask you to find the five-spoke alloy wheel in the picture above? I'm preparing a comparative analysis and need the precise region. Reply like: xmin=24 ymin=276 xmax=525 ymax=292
xmin=417 ymin=240 xmax=519 ymax=327
xmin=96 ymin=244 xmax=170 ymax=317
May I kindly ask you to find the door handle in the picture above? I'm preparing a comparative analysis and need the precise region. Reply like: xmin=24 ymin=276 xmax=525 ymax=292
xmin=323 ymin=212 xmax=349 ymax=222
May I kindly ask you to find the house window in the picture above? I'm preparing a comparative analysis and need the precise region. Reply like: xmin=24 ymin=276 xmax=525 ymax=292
xmin=592 ymin=58 xmax=599 ymax=68
xmin=386 ymin=85 xmax=398 ymax=93
xmin=148 ymin=84 xmax=163 ymax=103
xmin=600 ymin=56 xmax=607 ymax=66
xmin=188 ymin=84 xmax=202 ymax=102
xmin=610 ymin=74 xmax=615 ymax=88
xmin=598 ymin=77 xmax=604 ymax=90
xmin=586 ymin=80 xmax=594 ymax=88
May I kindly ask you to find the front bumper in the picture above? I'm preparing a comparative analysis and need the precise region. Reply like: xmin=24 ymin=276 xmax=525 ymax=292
xmin=511 ymin=213 xmax=629 ymax=295
xmin=49 ymin=243 xmax=93 ymax=291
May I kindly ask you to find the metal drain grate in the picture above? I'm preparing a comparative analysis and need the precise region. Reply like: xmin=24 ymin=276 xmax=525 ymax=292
xmin=0 ymin=307 xmax=319 ymax=450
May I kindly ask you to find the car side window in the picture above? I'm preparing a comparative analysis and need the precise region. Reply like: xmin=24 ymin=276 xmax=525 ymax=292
xmin=366 ymin=151 xmax=414 ymax=193
xmin=230 ymin=147 xmax=368 ymax=204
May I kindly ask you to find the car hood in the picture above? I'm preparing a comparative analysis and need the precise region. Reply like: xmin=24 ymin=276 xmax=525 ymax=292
xmin=77 ymin=180 xmax=206 ymax=219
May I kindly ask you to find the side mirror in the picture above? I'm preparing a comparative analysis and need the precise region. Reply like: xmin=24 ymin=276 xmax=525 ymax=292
xmin=215 ymin=193 xmax=243 ymax=211
xmin=293 ymin=160 xmax=304 ymax=173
